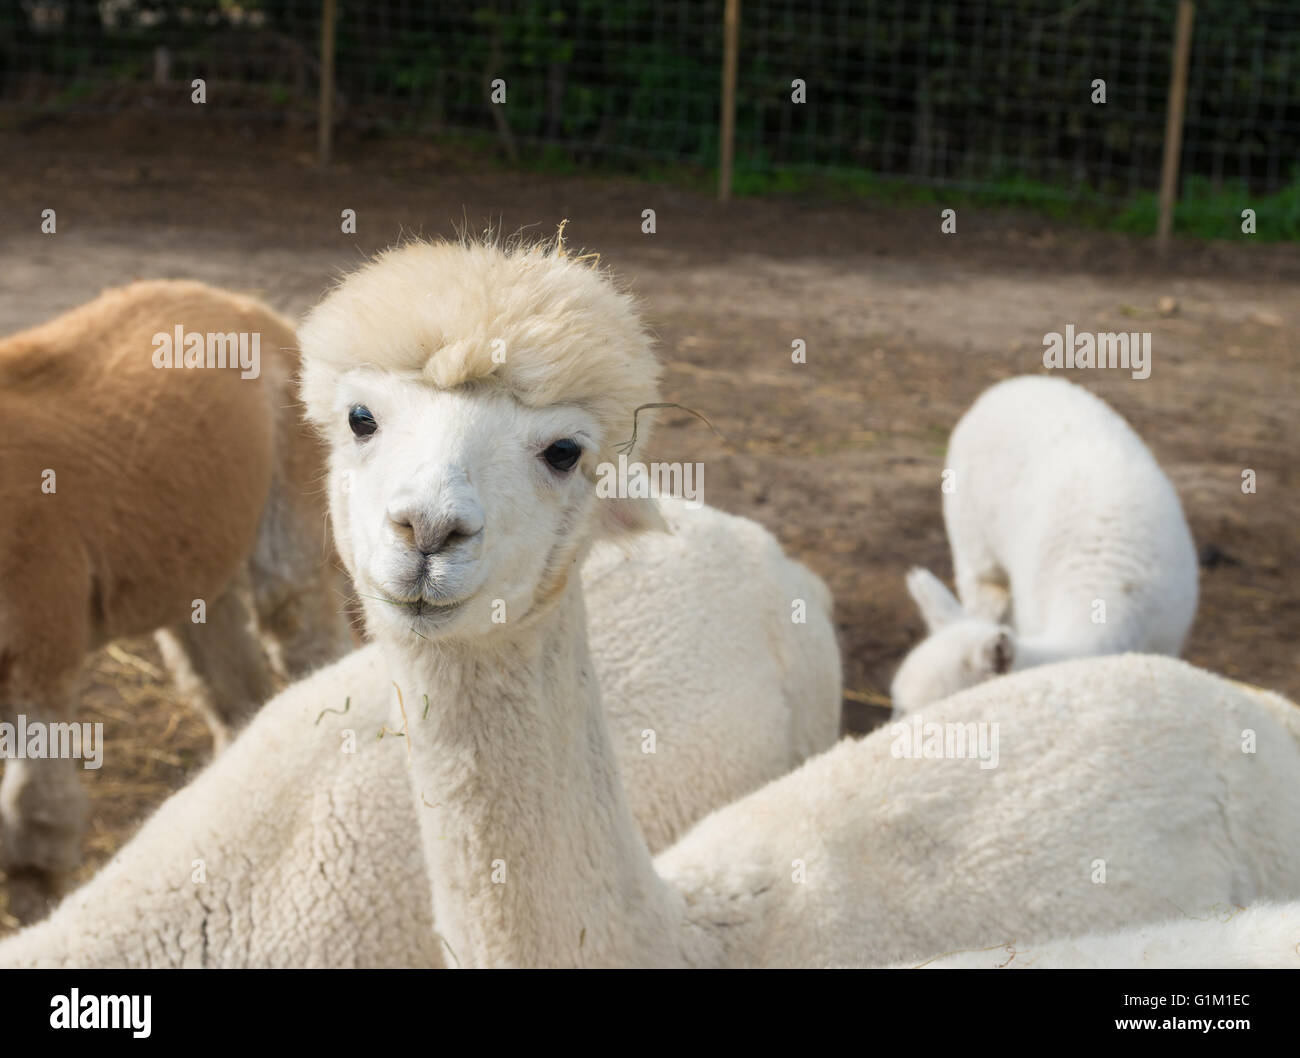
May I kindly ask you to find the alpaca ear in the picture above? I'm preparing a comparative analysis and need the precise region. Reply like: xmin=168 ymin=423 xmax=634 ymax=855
xmin=972 ymin=628 xmax=1015 ymax=676
xmin=595 ymin=495 xmax=668 ymax=537
xmin=905 ymin=567 xmax=964 ymax=631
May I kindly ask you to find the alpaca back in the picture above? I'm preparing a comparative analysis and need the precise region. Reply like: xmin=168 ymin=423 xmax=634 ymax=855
xmin=657 ymin=654 xmax=1300 ymax=967
xmin=582 ymin=496 xmax=841 ymax=852
xmin=943 ymin=376 xmax=1197 ymax=653
xmin=0 ymin=645 xmax=434 ymax=968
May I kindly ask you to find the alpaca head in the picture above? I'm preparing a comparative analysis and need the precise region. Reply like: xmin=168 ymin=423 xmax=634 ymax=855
xmin=890 ymin=568 xmax=1014 ymax=716
xmin=298 ymin=237 xmax=664 ymax=643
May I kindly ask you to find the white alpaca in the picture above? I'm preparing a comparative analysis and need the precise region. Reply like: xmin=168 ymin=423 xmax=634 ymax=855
xmin=900 ymin=902 xmax=1300 ymax=968
xmin=0 ymin=491 xmax=840 ymax=967
xmin=295 ymin=240 xmax=1300 ymax=969
xmin=891 ymin=375 xmax=1198 ymax=714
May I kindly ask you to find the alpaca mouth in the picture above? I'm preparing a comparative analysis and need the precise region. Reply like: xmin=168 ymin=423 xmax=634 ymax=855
xmin=386 ymin=594 xmax=463 ymax=615
xmin=371 ymin=590 xmax=469 ymax=621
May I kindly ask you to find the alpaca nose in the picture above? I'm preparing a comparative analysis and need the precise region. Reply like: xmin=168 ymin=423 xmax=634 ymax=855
xmin=387 ymin=503 xmax=484 ymax=557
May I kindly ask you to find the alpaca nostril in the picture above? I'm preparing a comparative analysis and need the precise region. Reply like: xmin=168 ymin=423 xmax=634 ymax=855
xmin=414 ymin=520 xmax=481 ymax=558
xmin=417 ymin=528 xmax=450 ymax=558
xmin=388 ymin=514 xmax=417 ymax=547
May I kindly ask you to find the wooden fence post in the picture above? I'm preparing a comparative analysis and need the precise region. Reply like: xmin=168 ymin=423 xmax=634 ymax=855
xmin=718 ymin=0 xmax=740 ymax=202
xmin=317 ymin=0 xmax=338 ymax=167
xmin=1157 ymin=0 xmax=1196 ymax=252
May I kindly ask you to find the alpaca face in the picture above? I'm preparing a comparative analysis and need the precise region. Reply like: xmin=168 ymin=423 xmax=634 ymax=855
xmin=326 ymin=368 xmax=603 ymax=642
xmin=890 ymin=619 xmax=1015 ymax=716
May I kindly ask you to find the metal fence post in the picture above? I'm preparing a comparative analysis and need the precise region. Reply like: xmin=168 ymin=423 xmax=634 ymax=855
xmin=718 ymin=0 xmax=740 ymax=202
xmin=317 ymin=0 xmax=338 ymax=166
xmin=1157 ymin=0 xmax=1196 ymax=252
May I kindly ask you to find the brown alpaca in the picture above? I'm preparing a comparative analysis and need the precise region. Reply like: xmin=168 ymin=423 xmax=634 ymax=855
xmin=0 ymin=280 xmax=353 ymax=922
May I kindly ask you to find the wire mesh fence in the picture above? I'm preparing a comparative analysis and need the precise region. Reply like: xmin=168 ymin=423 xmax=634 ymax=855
xmin=2 ymin=1 xmax=1298 ymax=206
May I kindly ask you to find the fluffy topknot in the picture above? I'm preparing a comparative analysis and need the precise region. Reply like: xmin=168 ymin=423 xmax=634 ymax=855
xmin=298 ymin=236 xmax=662 ymax=464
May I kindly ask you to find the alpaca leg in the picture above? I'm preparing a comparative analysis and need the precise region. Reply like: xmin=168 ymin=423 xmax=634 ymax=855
xmin=954 ymin=556 xmax=1012 ymax=624
xmin=944 ymin=492 xmax=1012 ymax=623
xmin=155 ymin=583 xmax=275 ymax=750
xmin=0 ymin=697 xmax=88 ymax=924
xmin=254 ymin=578 xmax=355 ymax=680
xmin=969 ymin=577 xmax=1012 ymax=625
xmin=248 ymin=490 xmax=355 ymax=681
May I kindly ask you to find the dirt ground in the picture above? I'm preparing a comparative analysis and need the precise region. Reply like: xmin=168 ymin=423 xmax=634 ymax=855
xmin=1 ymin=114 xmax=1297 ymax=933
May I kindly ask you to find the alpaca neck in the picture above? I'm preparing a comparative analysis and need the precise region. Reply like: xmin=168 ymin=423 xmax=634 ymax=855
xmin=383 ymin=578 xmax=695 ymax=968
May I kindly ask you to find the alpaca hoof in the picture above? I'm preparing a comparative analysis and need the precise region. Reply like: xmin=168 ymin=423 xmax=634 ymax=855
xmin=1 ymin=808 xmax=87 ymax=877
xmin=4 ymin=867 xmax=62 ymax=926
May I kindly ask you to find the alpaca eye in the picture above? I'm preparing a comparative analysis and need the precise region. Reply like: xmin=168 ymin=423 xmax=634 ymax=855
xmin=542 ymin=438 xmax=581 ymax=472
xmin=349 ymin=405 xmax=378 ymax=438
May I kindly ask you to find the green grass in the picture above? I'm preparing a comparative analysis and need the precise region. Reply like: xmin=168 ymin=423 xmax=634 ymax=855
xmin=1113 ymin=175 xmax=1300 ymax=242
xmin=729 ymin=165 xmax=1300 ymax=243
xmin=308 ymin=120 xmax=1300 ymax=245
xmin=52 ymin=80 xmax=97 ymax=105
xmin=502 ymin=133 xmax=1300 ymax=242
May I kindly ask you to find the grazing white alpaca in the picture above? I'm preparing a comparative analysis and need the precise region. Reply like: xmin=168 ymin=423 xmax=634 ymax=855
xmin=901 ymin=902 xmax=1300 ymax=969
xmin=298 ymin=240 xmax=1300 ymax=968
xmin=891 ymin=376 xmax=1198 ymax=714
xmin=0 ymin=241 xmax=841 ymax=966
xmin=0 ymin=280 xmax=352 ymax=921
